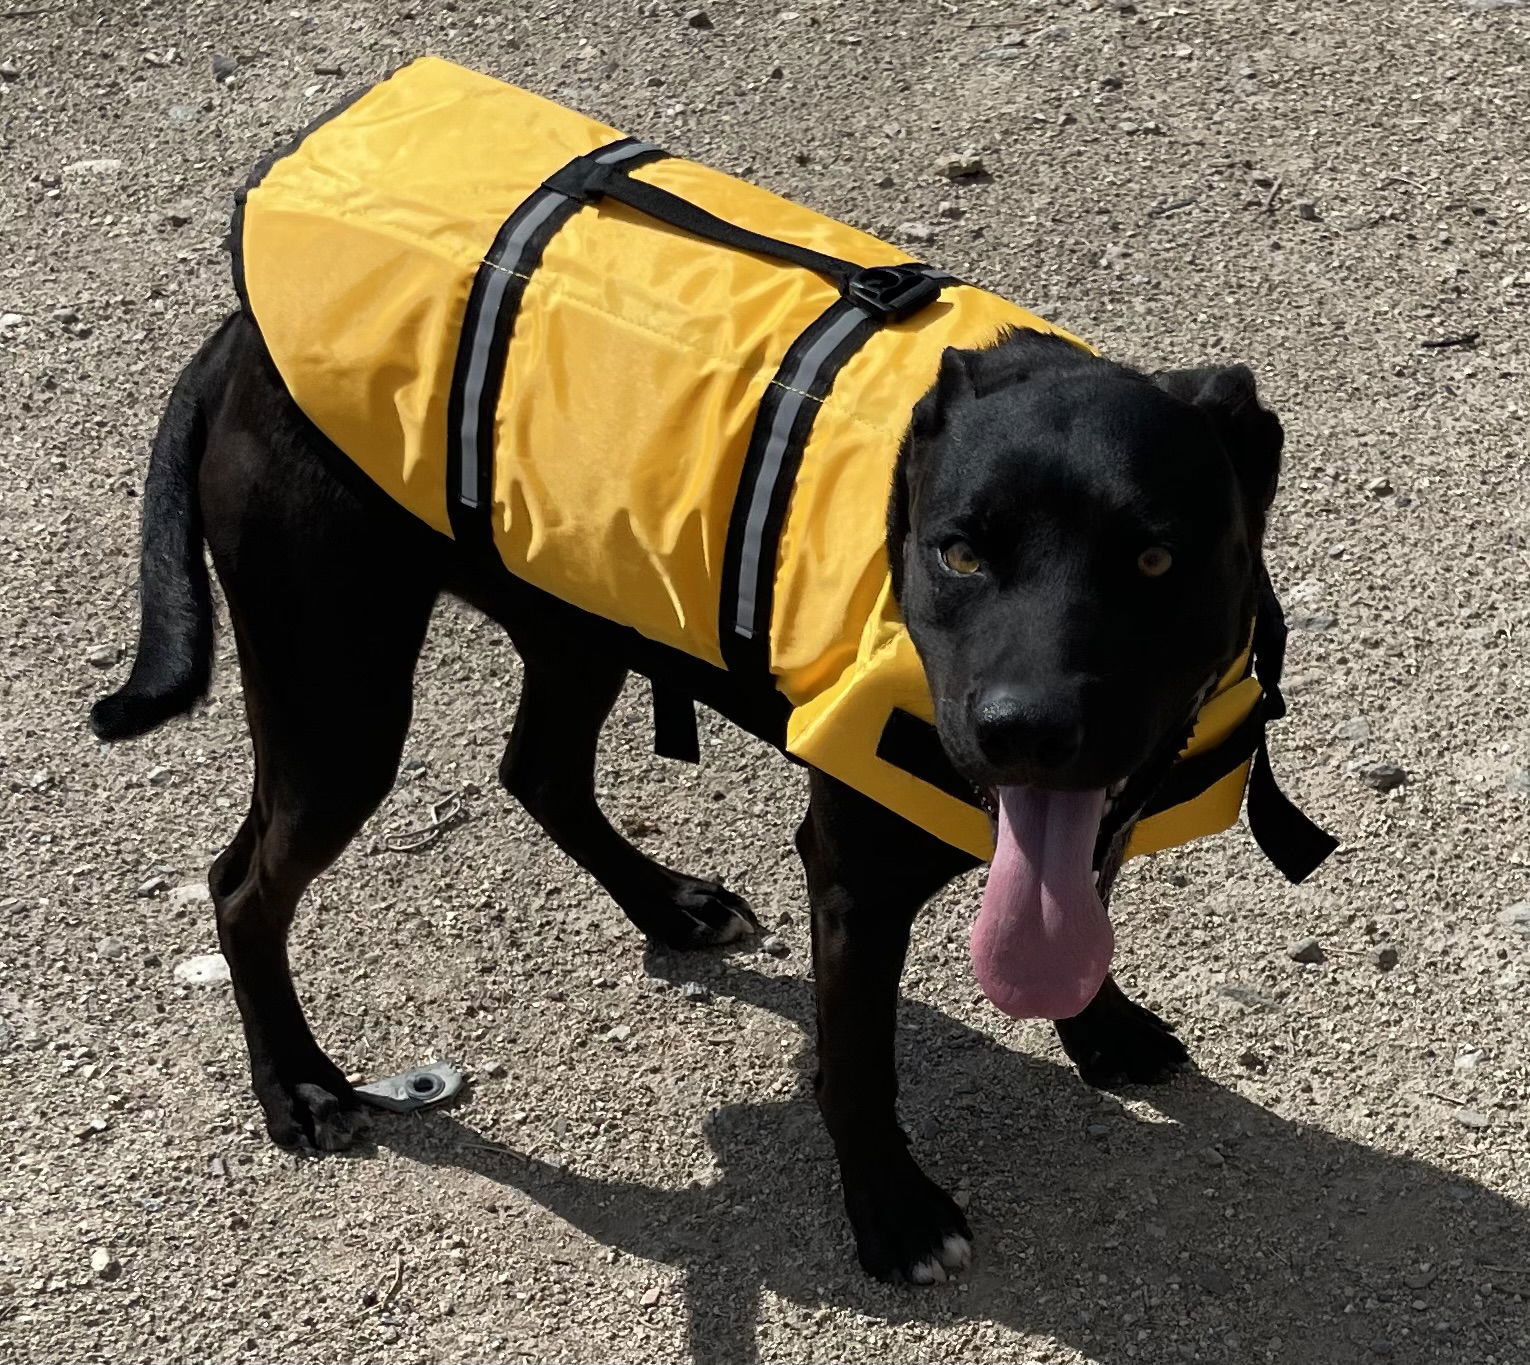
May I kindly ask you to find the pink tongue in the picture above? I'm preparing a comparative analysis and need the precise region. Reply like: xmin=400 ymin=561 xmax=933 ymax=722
xmin=970 ymin=786 xmax=1113 ymax=1020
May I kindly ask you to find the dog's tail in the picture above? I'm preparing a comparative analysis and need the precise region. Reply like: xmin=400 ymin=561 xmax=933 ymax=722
xmin=90 ymin=316 xmax=237 ymax=742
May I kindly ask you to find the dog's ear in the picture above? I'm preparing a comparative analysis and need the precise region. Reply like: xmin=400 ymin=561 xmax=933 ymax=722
xmin=1154 ymin=364 xmax=1283 ymax=511
xmin=888 ymin=349 xmax=973 ymax=598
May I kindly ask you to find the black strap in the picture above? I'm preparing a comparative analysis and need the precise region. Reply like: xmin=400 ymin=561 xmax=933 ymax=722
xmin=1247 ymin=735 xmax=1337 ymax=883
xmin=717 ymin=297 xmax=891 ymax=674
xmin=543 ymin=158 xmax=861 ymax=288
xmin=445 ymin=138 xmax=668 ymax=557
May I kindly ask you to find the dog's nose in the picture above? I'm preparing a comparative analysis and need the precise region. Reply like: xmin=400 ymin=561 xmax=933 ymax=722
xmin=973 ymin=686 xmax=1085 ymax=775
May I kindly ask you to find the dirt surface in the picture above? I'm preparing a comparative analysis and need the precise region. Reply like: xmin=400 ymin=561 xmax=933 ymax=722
xmin=2 ymin=1 xmax=1528 ymax=1362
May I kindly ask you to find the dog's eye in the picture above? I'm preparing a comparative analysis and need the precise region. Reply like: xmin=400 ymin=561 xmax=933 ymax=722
xmin=940 ymin=540 xmax=984 ymax=576
xmin=1137 ymin=546 xmax=1173 ymax=578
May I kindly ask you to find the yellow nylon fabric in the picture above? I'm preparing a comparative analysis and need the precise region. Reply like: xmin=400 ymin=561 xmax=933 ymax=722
xmin=238 ymin=54 xmax=1259 ymax=864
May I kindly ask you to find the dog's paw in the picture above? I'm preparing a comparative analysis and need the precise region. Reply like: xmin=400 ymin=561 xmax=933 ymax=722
xmin=844 ymin=1162 xmax=973 ymax=1285
xmin=1055 ymin=991 xmax=1190 ymax=1088
xmin=255 ymin=1069 xmax=370 ymax=1152
xmin=640 ymin=874 xmax=760 ymax=950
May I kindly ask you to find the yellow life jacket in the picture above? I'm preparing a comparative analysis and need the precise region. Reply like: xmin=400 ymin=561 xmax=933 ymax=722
xmin=232 ymin=56 xmax=1333 ymax=880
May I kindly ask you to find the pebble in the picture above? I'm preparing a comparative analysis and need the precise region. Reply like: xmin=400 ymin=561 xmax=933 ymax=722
xmin=161 ymin=203 xmax=194 ymax=228
xmin=1290 ymin=612 xmax=1336 ymax=631
xmin=1237 ymin=1049 xmax=1269 ymax=1073
xmin=1371 ymin=945 xmax=1399 ymax=971
xmin=684 ymin=8 xmax=713 ymax=28
xmin=1337 ymin=716 xmax=1371 ymax=742
xmin=640 ymin=1285 xmax=662 ymax=1306
xmin=680 ymin=980 xmax=710 ymax=1002
xmin=211 ymin=53 xmax=237 ymax=82
xmin=1086 ymin=1123 xmax=1110 ymax=1138
xmin=313 ymin=61 xmax=345 ymax=75
xmin=487 ymin=1060 xmax=509 ymax=1079
xmin=63 ymin=158 xmax=123 ymax=176
xmin=165 ymin=104 xmax=200 ymax=126
xmin=173 ymin=953 xmax=231 ymax=986
xmin=1200 ymin=1146 xmax=1226 ymax=1167
xmin=760 ymin=933 xmax=789 ymax=957
xmin=89 ymin=1248 xmax=122 ymax=1281
xmin=1359 ymin=763 xmax=1408 ymax=793
xmin=146 ymin=765 xmax=172 ymax=786
xmin=1295 ymin=199 xmax=1320 ymax=221
xmin=75 ymin=1117 xmax=110 ymax=1140
xmin=1451 ymin=1106 xmax=1492 ymax=1130
xmin=0 ymin=60 xmax=20 ymax=81
xmin=85 ymin=644 xmax=119 ymax=668
xmin=1507 ymin=767 xmax=1530 ymax=796
xmin=940 ymin=151 xmax=987 ymax=179
xmin=97 ymin=936 xmax=125 ymax=960
xmin=169 ymin=882 xmax=211 ymax=907
xmin=135 ymin=875 xmax=167 ymax=898
xmin=0 ymin=312 xmax=24 ymax=331
xmin=1500 ymin=902 xmax=1530 ymax=933
xmin=1286 ymin=937 xmax=1325 ymax=964
xmin=1453 ymin=1046 xmax=1488 ymax=1071
xmin=897 ymin=221 xmax=937 ymax=244
xmin=602 ymin=1024 xmax=632 ymax=1042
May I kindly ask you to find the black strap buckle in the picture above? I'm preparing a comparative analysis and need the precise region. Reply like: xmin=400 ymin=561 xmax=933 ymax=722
xmin=845 ymin=264 xmax=947 ymax=321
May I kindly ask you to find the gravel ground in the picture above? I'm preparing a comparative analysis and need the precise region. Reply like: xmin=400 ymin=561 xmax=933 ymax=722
xmin=2 ymin=2 xmax=1528 ymax=1362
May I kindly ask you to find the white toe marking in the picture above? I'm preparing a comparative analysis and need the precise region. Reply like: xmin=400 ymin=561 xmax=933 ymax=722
xmin=909 ymin=1257 xmax=947 ymax=1285
xmin=940 ymin=1233 xmax=972 ymax=1270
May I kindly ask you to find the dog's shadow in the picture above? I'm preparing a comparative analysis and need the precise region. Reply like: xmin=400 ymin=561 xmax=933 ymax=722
xmin=379 ymin=967 xmax=1527 ymax=1364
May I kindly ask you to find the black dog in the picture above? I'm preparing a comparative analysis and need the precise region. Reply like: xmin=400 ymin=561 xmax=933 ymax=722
xmin=94 ymin=313 xmax=1281 ymax=1284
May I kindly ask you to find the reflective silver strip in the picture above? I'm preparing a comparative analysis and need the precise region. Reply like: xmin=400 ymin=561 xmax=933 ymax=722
xmin=456 ymin=140 xmax=661 ymax=509
xmin=731 ymin=304 xmax=871 ymax=639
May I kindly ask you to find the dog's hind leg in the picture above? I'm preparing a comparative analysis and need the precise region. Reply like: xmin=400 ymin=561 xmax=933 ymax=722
xmin=499 ymin=632 xmax=759 ymax=950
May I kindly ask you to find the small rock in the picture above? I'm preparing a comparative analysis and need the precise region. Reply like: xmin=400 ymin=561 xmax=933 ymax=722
xmin=173 ymin=953 xmax=231 ymax=986
xmin=165 ymin=104 xmax=200 ymax=126
xmin=63 ymin=158 xmax=123 ymax=176
xmin=940 ymin=150 xmax=987 ymax=179
xmin=1196 ymin=1264 xmax=1234 ymax=1294
xmin=486 ymin=1061 xmax=509 ymax=1080
xmin=760 ymin=934 xmax=789 ymax=957
xmin=97 ymin=937 xmax=125 ymax=960
xmin=0 ymin=60 xmax=20 ymax=81
xmin=1219 ymin=983 xmax=1278 ymax=1011
xmin=1337 ymin=716 xmax=1371 ymax=742
xmin=1500 ymin=902 xmax=1530 ymax=933
xmin=982 ymin=45 xmax=1025 ymax=62
xmin=680 ymin=980 xmax=710 ymax=1003
xmin=1237 ymin=1049 xmax=1269 ymax=1073
xmin=1200 ymin=1146 xmax=1226 ymax=1167
xmin=1369 ymin=1340 xmax=1394 ymax=1358
xmin=146 ymin=765 xmax=173 ymax=786
xmin=1453 ymin=1046 xmax=1488 ymax=1071
xmin=1086 ymin=1123 xmax=1110 ymax=1138
xmin=1508 ymin=768 xmax=1530 ymax=796
xmin=313 ymin=61 xmax=344 ymax=75
xmin=209 ymin=1155 xmax=228 ymax=1179
xmin=52 ymin=307 xmax=80 ymax=324
xmin=161 ymin=203 xmax=194 ymax=228
xmin=1286 ymin=937 xmax=1325 ymax=964
xmin=89 ymin=1248 xmax=121 ymax=1281
xmin=602 ymin=1024 xmax=632 ymax=1043
xmin=0 ymin=312 xmax=24 ymax=332
xmin=1403 ymin=1266 xmax=1438 ymax=1290
xmin=1371 ymin=945 xmax=1399 ymax=971
xmin=75 ymin=1117 xmax=110 ymax=1140
xmin=1295 ymin=200 xmax=1319 ymax=221
xmin=135 ymin=875 xmax=168 ymax=898
xmin=768 ymin=65 xmax=784 ymax=79
xmin=1360 ymin=763 xmax=1408 ymax=793
xmin=211 ymin=53 xmax=237 ymax=82
xmin=684 ymin=8 xmax=713 ymax=28
xmin=1290 ymin=612 xmax=1335 ymax=631
xmin=169 ymin=882 xmax=211 ymax=907
xmin=1364 ymin=476 xmax=1393 ymax=498
xmin=640 ymin=1285 xmax=662 ymax=1306
xmin=896 ymin=221 xmax=936 ymax=244
xmin=1452 ymin=1107 xmax=1491 ymax=1130
xmin=86 ymin=644 xmax=119 ymax=668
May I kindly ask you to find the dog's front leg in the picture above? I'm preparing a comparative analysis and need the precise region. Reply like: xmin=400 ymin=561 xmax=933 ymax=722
xmin=797 ymin=771 xmax=978 ymax=1283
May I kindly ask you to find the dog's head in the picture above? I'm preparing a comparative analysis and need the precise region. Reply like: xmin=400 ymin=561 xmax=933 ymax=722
xmin=888 ymin=329 xmax=1282 ymax=1020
